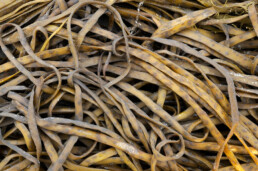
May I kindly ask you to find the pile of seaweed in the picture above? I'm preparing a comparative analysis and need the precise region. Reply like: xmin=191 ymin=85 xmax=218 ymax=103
xmin=0 ymin=0 xmax=257 ymax=170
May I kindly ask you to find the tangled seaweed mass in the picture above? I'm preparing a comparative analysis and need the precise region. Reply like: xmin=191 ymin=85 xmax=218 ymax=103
xmin=0 ymin=0 xmax=258 ymax=170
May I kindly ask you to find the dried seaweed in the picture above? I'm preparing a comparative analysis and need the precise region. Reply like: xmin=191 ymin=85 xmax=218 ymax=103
xmin=0 ymin=0 xmax=257 ymax=170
